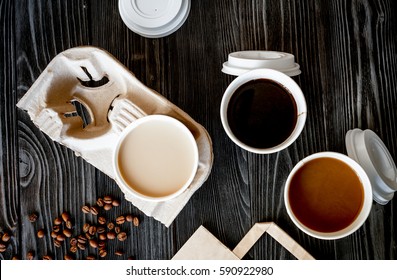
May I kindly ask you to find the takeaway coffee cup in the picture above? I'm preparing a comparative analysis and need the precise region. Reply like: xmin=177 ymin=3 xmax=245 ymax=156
xmin=113 ymin=115 xmax=199 ymax=201
xmin=220 ymin=69 xmax=307 ymax=154
xmin=284 ymin=152 xmax=373 ymax=240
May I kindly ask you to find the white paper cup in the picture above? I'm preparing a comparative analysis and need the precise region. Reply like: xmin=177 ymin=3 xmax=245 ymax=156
xmin=113 ymin=115 xmax=198 ymax=201
xmin=284 ymin=152 xmax=373 ymax=240
xmin=220 ymin=69 xmax=307 ymax=154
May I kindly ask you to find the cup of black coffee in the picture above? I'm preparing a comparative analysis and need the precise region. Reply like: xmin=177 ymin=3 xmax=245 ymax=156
xmin=220 ymin=69 xmax=306 ymax=154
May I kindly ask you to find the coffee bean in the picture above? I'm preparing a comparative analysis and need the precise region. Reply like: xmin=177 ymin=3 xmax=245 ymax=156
xmin=97 ymin=226 xmax=105 ymax=234
xmin=115 ymin=250 xmax=124 ymax=256
xmin=64 ymin=254 xmax=74 ymax=260
xmin=98 ymin=241 xmax=106 ymax=248
xmin=2 ymin=232 xmax=11 ymax=242
xmin=89 ymin=239 xmax=98 ymax=248
xmin=112 ymin=199 xmax=120 ymax=207
xmin=99 ymin=249 xmax=107 ymax=258
xmin=107 ymin=222 xmax=115 ymax=230
xmin=65 ymin=220 xmax=73 ymax=229
xmin=103 ymin=204 xmax=112 ymax=211
xmin=54 ymin=217 xmax=62 ymax=225
xmin=96 ymin=198 xmax=104 ymax=207
xmin=12 ymin=256 xmax=19 ymax=260
xmin=28 ymin=213 xmax=38 ymax=222
xmin=56 ymin=234 xmax=65 ymax=242
xmin=103 ymin=195 xmax=112 ymax=204
xmin=115 ymin=226 xmax=121 ymax=234
xmin=70 ymin=237 xmax=77 ymax=246
xmin=107 ymin=231 xmax=116 ymax=240
xmin=133 ymin=217 xmax=140 ymax=227
xmin=99 ymin=233 xmax=107 ymax=241
xmin=82 ymin=223 xmax=90 ymax=233
xmin=54 ymin=239 xmax=62 ymax=248
xmin=50 ymin=231 xmax=57 ymax=239
xmin=42 ymin=255 xmax=52 ymax=260
xmin=77 ymin=243 xmax=86 ymax=250
xmin=116 ymin=216 xmax=125 ymax=225
xmin=53 ymin=225 xmax=61 ymax=233
xmin=86 ymin=254 xmax=96 ymax=260
xmin=85 ymin=232 xmax=93 ymax=240
xmin=63 ymin=229 xmax=72 ymax=238
xmin=37 ymin=229 xmax=45 ymax=239
xmin=61 ymin=212 xmax=70 ymax=223
xmin=98 ymin=216 xmax=106 ymax=225
xmin=82 ymin=205 xmax=90 ymax=213
xmin=27 ymin=250 xmax=35 ymax=260
xmin=126 ymin=215 xmax=133 ymax=222
xmin=0 ymin=243 xmax=6 ymax=252
xmin=90 ymin=206 xmax=99 ymax=215
xmin=88 ymin=225 xmax=97 ymax=235
xmin=117 ymin=232 xmax=127 ymax=242
xmin=77 ymin=235 xmax=87 ymax=244
xmin=70 ymin=246 xmax=78 ymax=253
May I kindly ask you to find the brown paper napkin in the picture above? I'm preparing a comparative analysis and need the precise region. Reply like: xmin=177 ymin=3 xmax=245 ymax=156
xmin=17 ymin=46 xmax=213 ymax=227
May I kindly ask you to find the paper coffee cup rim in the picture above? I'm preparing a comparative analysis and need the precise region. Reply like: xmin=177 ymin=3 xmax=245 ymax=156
xmin=118 ymin=0 xmax=191 ymax=38
xmin=284 ymin=151 xmax=373 ymax=240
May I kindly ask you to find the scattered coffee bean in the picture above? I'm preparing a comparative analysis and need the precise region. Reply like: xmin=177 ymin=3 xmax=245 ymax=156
xmin=117 ymin=232 xmax=127 ymax=242
xmin=86 ymin=254 xmax=96 ymax=260
xmin=28 ymin=213 xmax=38 ymax=223
xmin=77 ymin=243 xmax=86 ymax=250
xmin=70 ymin=237 xmax=77 ymax=246
xmin=83 ymin=223 xmax=90 ymax=233
xmin=96 ymin=198 xmax=104 ymax=207
xmin=54 ymin=217 xmax=62 ymax=225
xmin=2 ymin=232 xmax=11 ymax=242
xmin=37 ymin=229 xmax=45 ymax=239
xmin=112 ymin=199 xmax=120 ymax=207
xmin=116 ymin=216 xmax=125 ymax=225
xmin=27 ymin=250 xmax=35 ymax=260
xmin=78 ymin=235 xmax=87 ymax=244
xmin=54 ymin=239 xmax=62 ymax=248
xmin=53 ymin=225 xmax=61 ymax=233
xmin=126 ymin=214 xmax=133 ymax=222
xmin=0 ymin=243 xmax=6 ymax=253
xmin=64 ymin=254 xmax=74 ymax=260
xmin=97 ymin=226 xmax=105 ymax=234
xmin=63 ymin=229 xmax=72 ymax=238
xmin=65 ymin=220 xmax=73 ymax=229
xmin=88 ymin=225 xmax=97 ymax=236
xmin=99 ymin=249 xmax=107 ymax=258
xmin=50 ymin=231 xmax=57 ymax=239
xmin=107 ymin=231 xmax=116 ymax=240
xmin=133 ymin=217 xmax=140 ymax=227
xmin=98 ymin=216 xmax=106 ymax=225
xmin=70 ymin=246 xmax=78 ymax=253
xmin=98 ymin=241 xmax=106 ymax=248
xmin=115 ymin=250 xmax=124 ymax=256
xmin=107 ymin=222 xmax=115 ymax=230
xmin=82 ymin=205 xmax=90 ymax=213
xmin=85 ymin=232 xmax=93 ymax=240
xmin=12 ymin=256 xmax=19 ymax=260
xmin=103 ymin=204 xmax=112 ymax=211
xmin=99 ymin=233 xmax=107 ymax=241
xmin=103 ymin=195 xmax=112 ymax=204
xmin=90 ymin=206 xmax=99 ymax=215
xmin=115 ymin=226 xmax=121 ymax=234
xmin=43 ymin=255 xmax=52 ymax=260
xmin=89 ymin=239 xmax=98 ymax=248
xmin=61 ymin=212 xmax=70 ymax=223
xmin=56 ymin=234 xmax=65 ymax=242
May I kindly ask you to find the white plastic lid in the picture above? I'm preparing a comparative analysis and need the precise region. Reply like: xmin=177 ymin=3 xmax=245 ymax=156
xmin=222 ymin=51 xmax=301 ymax=77
xmin=118 ymin=0 xmax=190 ymax=38
xmin=346 ymin=128 xmax=397 ymax=205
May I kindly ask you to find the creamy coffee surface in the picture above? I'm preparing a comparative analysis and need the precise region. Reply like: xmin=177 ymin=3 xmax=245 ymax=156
xmin=117 ymin=119 xmax=197 ymax=198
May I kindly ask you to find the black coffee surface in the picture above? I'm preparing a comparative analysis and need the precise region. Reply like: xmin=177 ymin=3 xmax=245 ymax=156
xmin=227 ymin=79 xmax=297 ymax=149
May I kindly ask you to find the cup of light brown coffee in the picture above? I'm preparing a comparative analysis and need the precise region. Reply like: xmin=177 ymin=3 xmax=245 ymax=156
xmin=113 ymin=115 xmax=199 ymax=201
xmin=284 ymin=152 xmax=373 ymax=240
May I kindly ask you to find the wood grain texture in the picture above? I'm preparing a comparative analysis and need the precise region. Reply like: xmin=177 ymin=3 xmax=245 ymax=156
xmin=0 ymin=0 xmax=396 ymax=260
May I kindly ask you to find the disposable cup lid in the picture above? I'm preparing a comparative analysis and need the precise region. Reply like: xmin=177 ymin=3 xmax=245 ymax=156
xmin=346 ymin=128 xmax=397 ymax=205
xmin=222 ymin=51 xmax=301 ymax=77
xmin=118 ymin=0 xmax=190 ymax=38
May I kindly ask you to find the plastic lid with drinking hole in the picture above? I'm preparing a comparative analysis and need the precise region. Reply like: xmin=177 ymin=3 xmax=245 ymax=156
xmin=222 ymin=51 xmax=301 ymax=77
xmin=118 ymin=0 xmax=190 ymax=38
xmin=346 ymin=128 xmax=397 ymax=205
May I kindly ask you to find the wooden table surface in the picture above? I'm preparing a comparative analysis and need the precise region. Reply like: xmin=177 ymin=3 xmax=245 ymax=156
xmin=1 ymin=0 xmax=397 ymax=260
